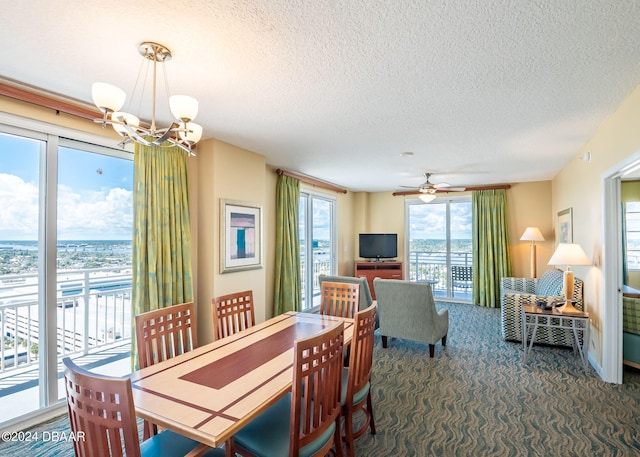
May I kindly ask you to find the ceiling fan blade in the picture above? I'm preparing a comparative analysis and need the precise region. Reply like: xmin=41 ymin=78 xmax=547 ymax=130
xmin=433 ymin=182 xmax=451 ymax=189
xmin=436 ymin=186 xmax=466 ymax=192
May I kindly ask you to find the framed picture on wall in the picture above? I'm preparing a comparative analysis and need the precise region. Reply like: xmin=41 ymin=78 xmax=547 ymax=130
xmin=220 ymin=199 xmax=263 ymax=273
xmin=557 ymin=207 xmax=573 ymax=244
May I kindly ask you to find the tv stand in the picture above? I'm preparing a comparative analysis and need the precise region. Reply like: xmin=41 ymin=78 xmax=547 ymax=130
xmin=355 ymin=261 xmax=403 ymax=299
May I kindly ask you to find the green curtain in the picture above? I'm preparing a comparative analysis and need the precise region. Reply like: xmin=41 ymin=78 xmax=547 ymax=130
xmin=131 ymin=142 xmax=193 ymax=368
xmin=274 ymin=175 xmax=301 ymax=314
xmin=472 ymin=189 xmax=512 ymax=308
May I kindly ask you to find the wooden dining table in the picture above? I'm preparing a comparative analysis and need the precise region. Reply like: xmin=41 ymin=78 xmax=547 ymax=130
xmin=131 ymin=311 xmax=354 ymax=455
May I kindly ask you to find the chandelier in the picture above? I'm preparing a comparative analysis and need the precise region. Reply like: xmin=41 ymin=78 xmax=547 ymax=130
xmin=91 ymin=41 xmax=202 ymax=155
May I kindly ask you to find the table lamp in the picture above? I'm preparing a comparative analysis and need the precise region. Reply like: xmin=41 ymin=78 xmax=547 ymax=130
xmin=547 ymin=242 xmax=591 ymax=314
xmin=520 ymin=227 xmax=545 ymax=277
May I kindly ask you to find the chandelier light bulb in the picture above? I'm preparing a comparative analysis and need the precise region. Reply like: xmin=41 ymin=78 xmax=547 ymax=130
xmin=170 ymin=95 xmax=199 ymax=123
xmin=92 ymin=82 xmax=126 ymax=113
xmin=179 ymin=122 xmax=203 ymax=144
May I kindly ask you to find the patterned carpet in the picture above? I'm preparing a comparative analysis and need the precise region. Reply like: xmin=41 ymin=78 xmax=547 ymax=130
xmin=2 ymin=302 xmax=639 ymax=456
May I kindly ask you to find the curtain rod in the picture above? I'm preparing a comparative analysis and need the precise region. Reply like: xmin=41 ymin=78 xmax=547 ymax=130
xmin=276 ymin=169 xmax=348 ymax=194
xmin=0 ymin=78 xmax=99 ymax=121
xmin=392 ymin=184 xmax=511 ymax=196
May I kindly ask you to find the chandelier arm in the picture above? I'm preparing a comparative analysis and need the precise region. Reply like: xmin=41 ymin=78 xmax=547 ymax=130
xmin=149 ymin=123 xmax=179 ymax=145
xmin=166 ymin=137 xmax=196 ymax=156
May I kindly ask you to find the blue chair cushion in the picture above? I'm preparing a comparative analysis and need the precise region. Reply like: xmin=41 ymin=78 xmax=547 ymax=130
xmin=536 ymin=269 xmax=564 ymax=297
xmin=140 ymin=429 xmax=225 ymax=457
xmin=341 ymin=367 xmax=370 ymax=406
xmin=234 ymin=393 xmax=336 ymax=457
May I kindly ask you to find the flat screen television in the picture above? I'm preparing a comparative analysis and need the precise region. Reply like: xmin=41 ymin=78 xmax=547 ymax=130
xmin=359 ymin=233 xmax=397 ymax=260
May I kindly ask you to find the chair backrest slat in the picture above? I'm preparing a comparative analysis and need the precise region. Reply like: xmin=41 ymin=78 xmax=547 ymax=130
xmin=212 ymin=290 xmax=256 ymax=340
xmin=291 ymin=321 xmax=344 ymax=456
xmin=451 ymin=265 xmax=472 ymax=281
xmin=135 ymin=302 xmax=197 ymax=369
xmin=63 ymin=357 xmax=141 ymax=457
xmin=348 ymin=303 xmax=377 ymax=396
xmin=320 ymin=281 xmax=360 ymax=319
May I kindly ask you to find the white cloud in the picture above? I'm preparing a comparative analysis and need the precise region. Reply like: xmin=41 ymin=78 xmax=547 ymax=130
xmin=0 ymin=173 xmax=132 ymax=240
xmin=0 ymin=173 xmax=39 ymax=238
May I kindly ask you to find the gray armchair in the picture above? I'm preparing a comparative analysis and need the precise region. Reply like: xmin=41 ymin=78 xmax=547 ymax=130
xmin=318 ymin=274 xmax=377 ymax=329
xmin=373 ymin=278 xmax=448 ymax=357
xmin=318 ymin=274 xmax=373 ymax=311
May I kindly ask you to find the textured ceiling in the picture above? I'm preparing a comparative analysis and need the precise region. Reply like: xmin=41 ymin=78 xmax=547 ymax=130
xmin=2 ymin=1 xmax=640 ymax=191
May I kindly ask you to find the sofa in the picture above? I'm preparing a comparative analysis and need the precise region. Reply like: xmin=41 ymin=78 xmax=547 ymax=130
xmin=500 ymin=269 xmax=584 ymax=347
xmin=373 ymin=278 xmax=448 ymax=357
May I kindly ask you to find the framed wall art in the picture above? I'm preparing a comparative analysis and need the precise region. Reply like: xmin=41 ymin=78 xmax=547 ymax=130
xmin=220 ymin=199 xmax=263 ymax=273
xmin=557 ymin=207 xmax=573 ymax=244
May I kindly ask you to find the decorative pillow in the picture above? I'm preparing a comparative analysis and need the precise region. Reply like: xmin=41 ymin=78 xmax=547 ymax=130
xmin=623 ymin=297 xmax=640 ymax=335
xmin=536 ymin=269 xmax=564 ymax=296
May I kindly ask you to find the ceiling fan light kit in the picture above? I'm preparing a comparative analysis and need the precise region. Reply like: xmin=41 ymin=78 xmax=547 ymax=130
xmin=419 ymin=193 xmax=437 ymax=203
xmin=92 ymin=41 xmax=202 ymax=155
xmin=401 ymin=173 xmax=467 ymax=202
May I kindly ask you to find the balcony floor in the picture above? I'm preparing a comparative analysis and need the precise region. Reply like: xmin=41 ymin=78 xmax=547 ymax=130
xmin=0 ymin=342 xmax=131 ymax=424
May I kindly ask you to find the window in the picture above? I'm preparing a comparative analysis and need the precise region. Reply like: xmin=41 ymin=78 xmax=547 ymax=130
xmin=406 ymin=196 xmax=472 ymax=300
xmin=625 ymin=201 xmax=640 ymax=270
xmin=0 ymin=118 xmax=133 ymax=426
xmin=299 ymin=191 xmax=336 ymax=310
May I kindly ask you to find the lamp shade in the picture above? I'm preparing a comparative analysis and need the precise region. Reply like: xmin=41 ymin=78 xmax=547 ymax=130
xmin=548 ymin=243 xmax=591 ymax=266
xmin=92 ymin=82 xmax=126 ymax=113
xmin=170 ymin=95 xmax=199 ymax=122
xmin=520 ymin=227 xmax=544 ymax=242
xmin=419 ymin=193 xmax=436 ymax=203
xmin=179 ymin=122 xmax=203 ymax=143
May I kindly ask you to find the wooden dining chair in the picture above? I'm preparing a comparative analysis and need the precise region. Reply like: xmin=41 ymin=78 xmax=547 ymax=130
xmin=62 ymin=357 xmax=221 ymax=457
xmin=342 ymin=303 xmax=377 ymax=457
xmin=320 ymin=281 xmax=360 ymax=319
xmin=211 ymin=290 xmax=256 ymax=340
xmin=135 ymin=302 xmax=197 ymax=438
xmin=233 ymin=321 xmax=345 ymax=457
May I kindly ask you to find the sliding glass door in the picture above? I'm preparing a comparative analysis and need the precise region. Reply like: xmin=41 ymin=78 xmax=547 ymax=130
xmin=299 ymin=191 xmax=336 ymax=310
xmin=406 ymin=197 xmax=472 ymax=300
xmin=0 ymin=120 xmax=133 ymax=426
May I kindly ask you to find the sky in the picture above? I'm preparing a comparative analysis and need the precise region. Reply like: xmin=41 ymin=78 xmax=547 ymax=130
xmin=0 ymin=133 xmax=133 ymax=240
xmin=409 ymin=200 xmax=472 ymax=240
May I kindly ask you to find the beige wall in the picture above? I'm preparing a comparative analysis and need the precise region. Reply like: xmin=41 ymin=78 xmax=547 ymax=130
xmin=507 ymin=181 xmax=553 ymax=278
xmin=1 ymin=96 xmax=120 ymax=141
xmin=193 ymin=139 xmax=268 ymax=344
xmin=553 ymin=83 xmax=640 ymax=369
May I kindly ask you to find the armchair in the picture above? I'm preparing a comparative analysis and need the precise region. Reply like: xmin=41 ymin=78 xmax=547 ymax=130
xmin=318 ymin=274 xmax=373 ymax=311
xmin=500 ymin=269 xmax=584 ymax=347
xmin=318 ymin=274 xmax=377 ymax=329
xmin=373 ymin=278 xmax=448 ymax=357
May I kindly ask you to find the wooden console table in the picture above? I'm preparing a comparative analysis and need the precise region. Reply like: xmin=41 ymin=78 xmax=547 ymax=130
xmin=355 ymin=261 xmax=403 ymax=299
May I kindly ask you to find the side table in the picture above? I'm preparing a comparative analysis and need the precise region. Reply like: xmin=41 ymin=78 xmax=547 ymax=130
xmin=521 ymin=305 xmax=590 ymax=371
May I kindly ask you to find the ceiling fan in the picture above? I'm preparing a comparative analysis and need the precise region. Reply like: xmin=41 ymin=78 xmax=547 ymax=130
xmin=400 ymin=173 xmax=466 ymax=202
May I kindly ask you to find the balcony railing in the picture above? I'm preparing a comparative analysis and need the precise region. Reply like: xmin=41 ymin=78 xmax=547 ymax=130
xmin=0 ymin=267 xmax=132 ymax=373
xmin=408 ymin=250 xmax=472 ymax=291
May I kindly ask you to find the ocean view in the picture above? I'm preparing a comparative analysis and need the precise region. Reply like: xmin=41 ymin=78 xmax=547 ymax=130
xmin=0 ymin=240 xmax=132 ymax=275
